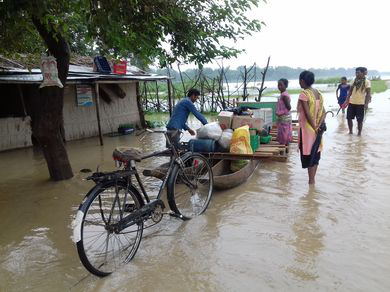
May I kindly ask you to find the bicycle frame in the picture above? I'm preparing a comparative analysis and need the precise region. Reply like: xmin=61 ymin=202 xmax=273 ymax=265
xmin=75 ymin=131 xmax=214 ymax=277
xmin=128 ymin=132 xmax=183 ymax=202
xmin=84 ymin=132 xmax=199 ymax=233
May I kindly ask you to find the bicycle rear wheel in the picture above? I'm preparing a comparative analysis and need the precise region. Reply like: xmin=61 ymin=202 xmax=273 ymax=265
xmin=167 ymin=153 xmax=213 ymax=220
xmin=75 ymin=181 xmax=144 ymax=277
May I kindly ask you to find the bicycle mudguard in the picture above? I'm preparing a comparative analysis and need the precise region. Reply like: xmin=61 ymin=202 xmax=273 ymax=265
xmin=71 ymin=180 xmax=144 ymax=243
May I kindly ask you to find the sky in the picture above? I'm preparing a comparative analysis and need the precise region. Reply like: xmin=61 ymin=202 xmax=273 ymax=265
xmin=206 ymin=0 xmax=390 ymax=72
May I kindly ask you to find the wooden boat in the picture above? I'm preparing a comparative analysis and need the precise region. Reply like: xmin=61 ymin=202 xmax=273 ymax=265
xmin=212 ymin=159 xmax=259 ymax=190
xmin=143 ymin=159 xmax=259 ymax=190
xmin=142 ymin=162 xmax=169 ymax=180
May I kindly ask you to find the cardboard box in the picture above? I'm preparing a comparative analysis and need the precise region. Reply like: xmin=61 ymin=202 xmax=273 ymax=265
xmin=232 ymin=116 xmax=264 ymax=131
xmin=217 ymin=111 xmax=234 ymax=130
xmin=253 ymin=108 xmax=273 ymax=125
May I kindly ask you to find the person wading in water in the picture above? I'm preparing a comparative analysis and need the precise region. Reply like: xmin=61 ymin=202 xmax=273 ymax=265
xmin=344 ymin=67 xmax=371 ymax=136
xmin=297 ymin=71 xmax=325 ymax=185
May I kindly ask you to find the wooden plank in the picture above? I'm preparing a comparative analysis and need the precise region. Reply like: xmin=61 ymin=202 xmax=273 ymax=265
xmin=202 ymin=152 xmax=275 ymax=160
xmin=260 ymin=144 xmax=286 ymax=148
xmin=256 ymin=148 xmax=280 ymax=154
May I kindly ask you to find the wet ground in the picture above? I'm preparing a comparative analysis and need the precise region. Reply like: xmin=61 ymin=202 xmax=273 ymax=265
xmin=1 ymin=89 xmax=390 ymax=291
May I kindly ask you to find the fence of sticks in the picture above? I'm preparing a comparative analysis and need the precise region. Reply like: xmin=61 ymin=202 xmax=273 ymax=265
xmin=141 ymin=57 xmax=271 ymax=114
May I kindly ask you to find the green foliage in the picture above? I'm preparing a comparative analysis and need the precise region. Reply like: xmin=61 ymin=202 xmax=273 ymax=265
xmin=145 ymin=120 xmax=167 ymax=128
xmin=0 ymin=0 xmax=94 ymax=57
xmin=371 ymin=80 xmax=387 ymax=94
xmin=315 ymin=77 xmax=341 ymax=84
xmin=0 ymin=0 xmax=264 ymax=67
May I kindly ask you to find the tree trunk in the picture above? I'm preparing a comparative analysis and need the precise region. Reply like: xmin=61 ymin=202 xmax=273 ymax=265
xmin=32 ymin=15 xmax=73 ymax=180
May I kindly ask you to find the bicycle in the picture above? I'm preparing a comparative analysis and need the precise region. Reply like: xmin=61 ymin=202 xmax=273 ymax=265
xmin=72 ymin=132 xmax=214 ymax=277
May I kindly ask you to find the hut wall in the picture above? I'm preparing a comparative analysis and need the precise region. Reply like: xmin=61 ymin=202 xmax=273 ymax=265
xmin=0 ymin=117 xmax=32 ymax=151
xmin=0 ymin=82 xmax=141 ymax=151
xmin=63 ymin=82 xmax=141 ymax=141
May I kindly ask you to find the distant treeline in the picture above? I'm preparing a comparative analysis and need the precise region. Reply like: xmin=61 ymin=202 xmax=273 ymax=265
xmin=152 ymin=66 xmax=383 ymax=83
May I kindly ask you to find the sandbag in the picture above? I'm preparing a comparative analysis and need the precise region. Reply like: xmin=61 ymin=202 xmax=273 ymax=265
xmin=230 ymin=125 xmax=253 ymax=155
xmin=196 ymin=122 xmax=222 ymax=141
xmin=218 ymin=129 xmax=233 ymax=150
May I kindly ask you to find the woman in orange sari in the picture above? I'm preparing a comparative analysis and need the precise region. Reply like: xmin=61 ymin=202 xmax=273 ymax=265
xmin=297 ymin=71 xmax=325 ymax=184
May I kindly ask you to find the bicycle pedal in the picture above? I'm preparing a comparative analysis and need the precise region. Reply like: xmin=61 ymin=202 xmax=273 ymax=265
xmin=168 ymin=212 xmax=183 ymax=219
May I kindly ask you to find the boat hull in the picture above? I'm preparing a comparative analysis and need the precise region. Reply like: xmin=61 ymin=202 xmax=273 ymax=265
xmin=212 ymin=159 xmax=259 ymax=190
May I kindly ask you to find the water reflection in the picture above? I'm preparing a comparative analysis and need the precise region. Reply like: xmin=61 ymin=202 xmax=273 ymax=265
xmin=335 ymin=114 xmax=347 ymax=134
xmin=288 ymin=186 xmax=324 ymax=281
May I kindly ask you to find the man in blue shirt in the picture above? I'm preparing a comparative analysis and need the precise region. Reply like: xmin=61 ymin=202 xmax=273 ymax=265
xmin=166 ymin=88 xmax=208 ymax=148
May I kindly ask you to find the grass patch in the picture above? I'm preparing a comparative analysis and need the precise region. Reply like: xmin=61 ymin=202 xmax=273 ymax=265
xmin=315 ymin=77 xmax=341 ymax=84
xmin=371 ymin=80 xmax=387 ymax=94
xmin=145 ymin=111 xmax=170 ymax=122
xmin=262 ymin=89 xmax=302 ymax=96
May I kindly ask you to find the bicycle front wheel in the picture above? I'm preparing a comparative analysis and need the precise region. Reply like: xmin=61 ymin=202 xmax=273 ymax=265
xmin=167 ymin=153 xmax=213 ymax=220
xmin=75 ymin=181 xmax=144 ymax=277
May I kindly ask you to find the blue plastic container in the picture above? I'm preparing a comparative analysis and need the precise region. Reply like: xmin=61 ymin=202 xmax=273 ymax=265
xmin=188 ymin=139 xmax=216 ymax=152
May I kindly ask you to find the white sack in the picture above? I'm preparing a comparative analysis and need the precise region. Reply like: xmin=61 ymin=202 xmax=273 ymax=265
xmin=40 ymin=55 xmax=63 ymax=88
xmin=218 ymin=129 xmax=233 ymax=150
xmin=196 ymin=122 xmax=223 ymax=140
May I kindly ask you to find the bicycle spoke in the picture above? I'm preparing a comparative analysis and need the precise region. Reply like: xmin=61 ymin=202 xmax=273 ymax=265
xmin=168 ymin=154 xmax=213 ymax=219
xmin=78 ymin=183 xmax=143 ymax=276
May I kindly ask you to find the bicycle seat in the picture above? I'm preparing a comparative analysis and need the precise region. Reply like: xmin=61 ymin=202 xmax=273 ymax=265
xmin=113 ymin=147 xmax=143 ymax=162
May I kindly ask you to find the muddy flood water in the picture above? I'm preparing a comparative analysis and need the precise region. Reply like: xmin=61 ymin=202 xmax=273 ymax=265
xmin=1 ymin=89 xmax=390 ymax=291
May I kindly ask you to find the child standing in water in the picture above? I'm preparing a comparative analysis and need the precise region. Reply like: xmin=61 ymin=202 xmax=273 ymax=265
xmin=276 ymin=78 xmax=292 ymax=150
xmin=336 ymin=77 xmax=350 ymax=114
xmin=297 ymin=71 xmax=325 ymax=184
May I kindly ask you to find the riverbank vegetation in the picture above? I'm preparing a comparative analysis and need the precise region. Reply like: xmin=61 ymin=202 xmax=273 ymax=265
xmin=153 ymin=66 xmax=383 ymax=83
xmin=371 ymin=80 xmax=387 ymax=93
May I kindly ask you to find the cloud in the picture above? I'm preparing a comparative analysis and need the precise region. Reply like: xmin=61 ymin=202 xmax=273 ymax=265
xmin=219 ymin=0 xmax=390 ymax=71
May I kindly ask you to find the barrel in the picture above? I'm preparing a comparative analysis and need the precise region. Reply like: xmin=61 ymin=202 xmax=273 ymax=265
xmin=188 ymin=139 xmax=216 ymax=152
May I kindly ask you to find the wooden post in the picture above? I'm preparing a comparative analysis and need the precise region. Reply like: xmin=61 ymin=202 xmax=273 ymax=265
xmin=94 ymin=82 xmax=104 ymax=146
xmin=167 ymin=79 xmax=172 ymax=117
xmin=17 ymin=85 xmax=27 ymax=117
xmin=243 ymin=65 xmax=247 ymax=101
xmin=156 ymin=81 xmax=160 ymax=112
xmin=136 ymin=82 xmax=146 ymax=128
xmin=143 ymin=82 xmax=148 ymax=111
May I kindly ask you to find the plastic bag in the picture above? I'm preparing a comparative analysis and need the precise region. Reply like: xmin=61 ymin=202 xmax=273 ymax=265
xmin=230 ymin=125 xmax=253 ymax=155
xmin=196 ymin=122 xmax=222 ymax=141
xmin=230 ymin=160 xmax=248 ymax=172
xmin=218 ymin=129 xmax=233 ymax=150
xmin=40 ymin=56 xmax=63 ymax=88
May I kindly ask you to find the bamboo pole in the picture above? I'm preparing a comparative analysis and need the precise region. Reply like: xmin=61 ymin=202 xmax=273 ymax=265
xmin=167 ymin=79 xmax=172 ymax=117
xmin=136 ymin=82 xmax=146 ymax=128
xmin=94 ymin=82 xmax=103 ymax=146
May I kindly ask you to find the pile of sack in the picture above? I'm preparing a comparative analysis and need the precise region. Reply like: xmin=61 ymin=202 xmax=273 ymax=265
xmin=190 ymin=122 xmax=232 ymax=152
xmin=191 ymin=122 xmax=253 ymax=171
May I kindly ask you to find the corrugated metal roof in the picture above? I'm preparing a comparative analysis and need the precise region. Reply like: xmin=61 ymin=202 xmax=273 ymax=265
xmin=0 ymin=65 xmax=170 ymax=84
